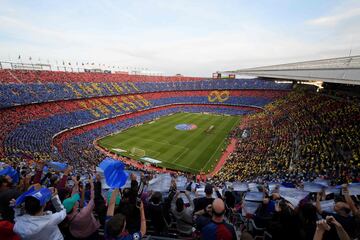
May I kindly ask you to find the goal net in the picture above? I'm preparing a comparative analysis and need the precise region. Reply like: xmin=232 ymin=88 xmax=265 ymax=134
xmin=130 ymin=147 xmax=146 ymax=157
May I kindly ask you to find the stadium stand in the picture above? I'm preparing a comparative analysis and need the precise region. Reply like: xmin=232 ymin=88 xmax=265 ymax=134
xmin=1 ymin=69 xmax=360 ymax=240
xmin=214 ymin=90 xmax=360 ymax=184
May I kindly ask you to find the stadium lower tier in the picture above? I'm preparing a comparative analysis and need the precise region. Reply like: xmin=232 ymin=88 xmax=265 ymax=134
xmin=2 ymin=89 xmax=282 ymax=162
xmin=52 ymin=104 xmax=253 ymax=172
xmin=213 ymin=90 xmax=360 ymax=184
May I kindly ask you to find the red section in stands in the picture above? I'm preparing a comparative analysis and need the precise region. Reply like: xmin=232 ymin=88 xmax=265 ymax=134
xmin=0 ymin=69 xmax=202 ymax=83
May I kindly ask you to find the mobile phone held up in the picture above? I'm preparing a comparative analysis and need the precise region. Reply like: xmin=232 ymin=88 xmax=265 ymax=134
xmin=136 ymin=180 xmax=145 ymax=208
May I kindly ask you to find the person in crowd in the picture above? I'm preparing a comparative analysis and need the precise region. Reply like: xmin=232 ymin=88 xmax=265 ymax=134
xmin=105 ymin=188 xmax=146 ymax=240
xmin=267 ymin=199 xmax=301 ymax=240
xmin=316 ymin=192 xmax=356 ymax=239
xmin=115 ymin=174 xmax=141 ymax=234
xmin=13 ymin=186 xmax=67 ymax=240
xmin=147 ymin=191 xmax=170 ymax=236
xmin=194 ymin=183 xmax=221 ymax=216
xmin=254 ymin=196 xmax=275 ymax=229
xmin=171 ymin=190 xmax=194 ymax=236
xmin=298 ymin=203 xmax=318 ymax=240
xmin=313 ymin=216 xmax=351 ymax=240
xmin=196 ymin=198 xmax=237 ymax=240
xmin=62 ymin=175 xmax=100 ymax=239
xmin=0 ymin=175 xmax=21 ymax=222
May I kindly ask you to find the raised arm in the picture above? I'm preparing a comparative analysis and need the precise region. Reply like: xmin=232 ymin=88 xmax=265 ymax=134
xmin=214 ymin=186 xmax=222 ymax=199
xmin=315 ymin=192 xmax=323 ymax=214
xmin=89 ymin=176 xmax=95 ymax=200
xmin=71 ymin=176 xmax=79 ymax=196
xmin=185 ymin=190 xmax=194 ymax=210
xmin=342 ymin=184 xmax=359 ymax=216
xmin=326 ymin=216 xmax=351 ymax=240
xmin=56 ymin=166 xmax=72 ymax=190
xmin=171 ymin=191 xmax=180 ymax=211
xmin=32 ymin=161 xmax=45 ymax=184
xmin=48 ymin=187 xmax=67 ymax=224
xmin=313 ymin=220 xmax=330 ymax=240
xmin=139 ymin=201 xmax=146 ymax=237
xmin=106 ymin=188 xmax=119 ymax=217
xmin=79 ymin=181 xmax=86 ymax=208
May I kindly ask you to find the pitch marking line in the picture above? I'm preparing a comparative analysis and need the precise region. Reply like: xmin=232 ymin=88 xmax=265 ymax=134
xmin=202 ymin=119 xmax=239 ymax=171
xmin=131 ymin=136 xmax=172 ymax=146
xmin=128 ymin=136 xmax=186 ymax=151
xmin=173 ymin=147 xmax=189 ymax=163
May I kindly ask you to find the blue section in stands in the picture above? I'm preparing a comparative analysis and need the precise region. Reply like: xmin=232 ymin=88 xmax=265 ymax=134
xmin=0 ymin=79 xmax=291 ymax=108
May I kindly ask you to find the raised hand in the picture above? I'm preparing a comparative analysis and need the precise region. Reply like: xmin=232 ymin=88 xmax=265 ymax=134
xmin=316 ymin=219 xmax=331 ymax=232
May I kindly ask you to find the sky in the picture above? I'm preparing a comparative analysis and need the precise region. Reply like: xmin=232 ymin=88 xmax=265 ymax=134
xmin=0 ymin=0 xmax=359 ymax=76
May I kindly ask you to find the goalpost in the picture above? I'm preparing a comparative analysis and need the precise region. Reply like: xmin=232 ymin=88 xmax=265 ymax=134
xmin=130 ymin=147 xmax=146 ymax=157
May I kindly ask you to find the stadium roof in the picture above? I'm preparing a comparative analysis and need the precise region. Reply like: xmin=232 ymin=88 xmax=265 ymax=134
xmin=221 ymin=55 xmax=360 ymax=85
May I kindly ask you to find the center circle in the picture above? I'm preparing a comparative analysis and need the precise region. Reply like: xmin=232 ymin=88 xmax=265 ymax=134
xmin=175 ymin=124 xmax=197 ymax=131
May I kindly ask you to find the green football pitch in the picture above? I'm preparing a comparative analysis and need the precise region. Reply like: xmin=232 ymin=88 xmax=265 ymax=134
xmin=97 ymin=112 xmax=241 ymax=173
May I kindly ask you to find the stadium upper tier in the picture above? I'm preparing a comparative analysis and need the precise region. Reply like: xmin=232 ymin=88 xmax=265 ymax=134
xmin=0 ymin=69 xmax=291 ymax=108
xmin=0 ymin=69 xmax=202 ymax=83
xmin=0 ymin=70 xmax=291 ymax=164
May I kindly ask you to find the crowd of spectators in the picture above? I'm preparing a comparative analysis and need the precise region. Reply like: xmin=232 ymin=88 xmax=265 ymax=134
xmin=2 ymin=69 xmax=360 ymax=239
xmin=215 ymin=90 xmax=360 ymax=185
xmin=0 ymin=69 xmax=202 ymax=84
xmin=1 ymin=89 xmax=268 ymax=162
xmin=0 ymin=69 xmax=291 ymax=108
xmin=1 ymin=158 xmax=360 ymax=240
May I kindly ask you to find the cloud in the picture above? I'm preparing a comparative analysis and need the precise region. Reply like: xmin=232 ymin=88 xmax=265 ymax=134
xmin=1 ymin=1 xmax=360 ymax=76
xmin=306 ymin=7 xmax=360 ymax=27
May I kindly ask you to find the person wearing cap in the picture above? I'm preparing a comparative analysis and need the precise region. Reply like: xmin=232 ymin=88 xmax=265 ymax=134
xmin=13 ymin=187 xmax=67 ymax=240
xmin=62 ymin=175 xmax=100 ymax=239
xmin=196 ymin=198 xmax=237 ymax=240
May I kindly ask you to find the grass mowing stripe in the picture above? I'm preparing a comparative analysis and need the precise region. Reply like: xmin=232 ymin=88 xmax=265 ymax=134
xmin=150 ymin=113 xmax=203 ymax=162
xmin=179 ymin=116 xmax=229 ymax=171
xmin=201 ymin=117 xmax=239 ymax=172
xmin=107 ymin=113 xmax=195 ymax=159
xmin=168 ymin=115 xmax=217 ymax=167
xmin=116 ymin=113 xmax=190 ymax=148
xmin=98 ymin=112 xmax=242 ymax=173
xmin=135 ymin=113 xmax=195 ymax=151
xmin=160 ymin=117 xmax=210 ymax=169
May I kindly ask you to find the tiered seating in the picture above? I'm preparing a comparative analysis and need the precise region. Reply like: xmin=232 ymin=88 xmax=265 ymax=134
xmin=2 ymin=69 xmax=202 ymax=83
xmin=1 ymin=82 xmax=288 ymax=162
xmin=215 ymin=90 xmax=360 ymax=184
xmin=53 ymin=104 xmax=259 ymax=170
xmin=0 ymin=69 xmax=292 ymax=108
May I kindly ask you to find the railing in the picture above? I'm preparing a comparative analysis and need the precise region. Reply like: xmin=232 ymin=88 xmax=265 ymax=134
xmin=0 ymin=60 xmax=164 ymax=76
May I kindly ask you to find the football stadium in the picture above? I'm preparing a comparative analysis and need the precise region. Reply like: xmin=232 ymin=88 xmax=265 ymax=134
xmin=1 ymin=1 xmax=360 ymax=240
